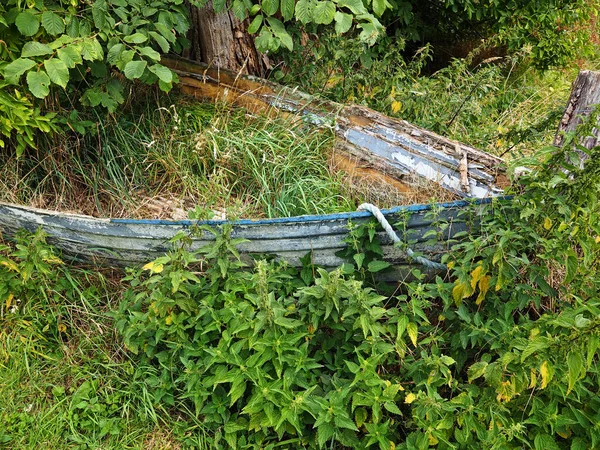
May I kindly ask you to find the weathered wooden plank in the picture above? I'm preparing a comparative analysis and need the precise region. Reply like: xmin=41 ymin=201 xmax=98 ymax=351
xmin=554 ymin=70 xmax=600 ymax=166
xmin=0 ymin=199 xmax=485 ymax=269
xmin=163 ymin=56 xmax=506 ymax=199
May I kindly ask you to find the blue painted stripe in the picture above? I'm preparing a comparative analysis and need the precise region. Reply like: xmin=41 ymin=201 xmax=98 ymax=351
xmin=110 ymin=197 xmax=507 ymax=226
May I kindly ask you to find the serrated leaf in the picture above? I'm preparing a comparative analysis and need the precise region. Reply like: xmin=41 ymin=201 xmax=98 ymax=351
xmin=295 ymin=0 xmax=313 ymax=24
xmin=262 ymin=0 xmax=279 ymax=15
xmin=313 ymin=1 xmax=336 ymax=24
xmin=26 ymin=70 xmax=51 ymax=98
xmin=57 ymin=46 xmax=82 ymax=68
xmin=317 ymin=423 xmax=335 ymax=448
xmin=149 ymin=32 xmax=170 ymax=52
xmin=406 ymin=322 xmax=418 ymax=346
xmin=266 ymin=17 xmax=293 ymax=50
xmin=534 ymin=434 xmax=560 ymax=450
xmin=232 ymin=0 xmax=247 ymax=20
xmin=467 ymin=361 xmax=488 ymax=382
xmin=396 ymin=315 xmax=408 ymax=340
xmin=124 ymin=32 xmax=148 ymax=44
xmin=154 ymin=22 xmax=176 ymax=43
xmin=540 ymin=360 xmax=553 ymax=389
xmin=281 ymin=0 xmax=295 ymax=20
xmin=3 ymin=58 xmax=37 ymax=82
xmin=334 ymin=11 xmax=353 ymax=34
xmin=567 ymin=352 xmax=583 ymax=394
xmin=21 ymin=41 xmax=53 ymax=57
xmin=475 ymin=275 xmax=490 ymax=305
xmin=333 ymin=413 xmax=358 ymax=431
xmin=355 ymin=408 xmax=368 ymax=428
xmin=452 ymin=281 xmax=467 ymax=306
xmin=41 ymin=11 xmax=64 ymax=35
xmin=337 ymin=0 xmax=367 ymax=14
xmin=138 ymin=46 xmax=161 ymax=61
xmin=43 ymin=59 xmax=69 ymax=88
xmin=353 ymin=252 xmax=366 ymax=269
xmin=229 ymin=379 xmax=246 ymax=406
xmin=124 ymin=60 xmax=147 ymax=79
xmin=16 ymin=12 xmax=40 ymax=36
xmin=384 ymin=402 xmax=402 ymax=415
xmin=248 ymin=15 xmax=263 ymax=34
xmin=81 ymin=38 xmax=104 ymax=61
xmin=565 ymin=252 xmax=578 ymax=284
xmin=142 ymin=260 xmax=163 ymax=273
xmin=107 ymin=43 xmax=124 ymax=64
xmin=367 ymin=260 xmax=391 ymax=273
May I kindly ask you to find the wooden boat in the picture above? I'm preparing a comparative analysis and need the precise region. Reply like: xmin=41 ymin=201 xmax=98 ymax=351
xmin=0 ymin=57 xmax=510 ymax=274
xmin=0 ymin=198 xmax=491 ymax=276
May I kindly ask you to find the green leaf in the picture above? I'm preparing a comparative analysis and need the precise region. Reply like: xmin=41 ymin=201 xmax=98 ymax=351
xmin=107 ymin=43 xmax=125 ymax=65
xmin=333 ymin=413 xmax=358 ymax=431
xmin=396 ymin=315 xmax=408 ymax=340
xmin=41 ymin=11 xmax=65 ymax=35
xmin=295 ymin=0 xmax=313 ymax=24
xmin=232 ymin=0 xmax=247 ymax=20
xmin=262 ymin=0 xmax=279 ymax=16
xmin=148 ymin=64 xmax=172 ymax=83
xmin=138 ymin=46 xmax=161 ymax=61
xmin=229 ymin=379 xmax=246 ymax=406
xmin=534 ymin=433 xmax=560 ymax=450
xmin=317 ymin=423 xmax=335 ymax=448
xmin=313 ymin=1 xmax=336 ymax=24
xmin=21 ymin=41 xmax=53 ymax=57
xmin=266 ymin=17 xmax=293 ymax=51
xmin=149 ymin=32 xmax=170 ymax=52
xmin=467 ymin=361 xmax=488 ymax=382
xmin=44 ymin=59 xmax=69 ymax=88
xmin=124 ymin=33 xmax=148 ymax=44
xmin=154 ymin=23 xmax=176 ymax=43
xmin=3 ymin=58 xmax=37 ymax=83
xmin=213 ymin=0 xmax=227 ymax=13
xmin=383 ymin=402 xmax=402 ymax=415
xmin=372 ymin=0 xmax=389 ymax=17
xmin=567 ymin=351 xmax=583 ymax=394
xmin=337 ymin=0 xmax=367 ymax=14
xmin=367 ymin=260 xmax=391 ymax=273
xmin=124 ymin=60 xmax=147 ymax=79
xmin=81 ymin=38 xmax=104 ymax=61
xmin=353 ymin=252 xmax=365 ymax=269
xmin=16 ymin=12 xmax=40 ymax=36
xmin=334 ymin=11 xmax=353 ymax=34
xmin=281 ymin=0 xmax=295 ymax=20
xmin=565 ymin=251 xmax=578 ymax=284
xmin=26 ymin=70 xmax=51 ymax=98
xmin=248 ymin=15 xmax=263 ymax=34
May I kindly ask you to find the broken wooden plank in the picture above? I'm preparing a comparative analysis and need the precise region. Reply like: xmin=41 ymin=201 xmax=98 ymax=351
xmin=163 ymin=56 xmax=507 ymax=198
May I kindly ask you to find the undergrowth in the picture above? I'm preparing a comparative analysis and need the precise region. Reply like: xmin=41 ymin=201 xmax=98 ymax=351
xmin=0 ymin=96 xmax=371 ymax=220
xmin=3 ymin=123 xmax=599 ymax=448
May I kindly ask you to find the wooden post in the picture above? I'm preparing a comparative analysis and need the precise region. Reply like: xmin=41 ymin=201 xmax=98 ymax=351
xmin=554 ymin=71 xmax=600 ymax=158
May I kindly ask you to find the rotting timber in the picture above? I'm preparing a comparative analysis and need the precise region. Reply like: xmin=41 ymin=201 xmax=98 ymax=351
xmin=163 ymin=56 xmax=508 ymax=199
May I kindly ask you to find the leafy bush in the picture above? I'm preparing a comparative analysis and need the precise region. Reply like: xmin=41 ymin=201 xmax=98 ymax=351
xmin=115 ymin=121 xmax=600 ymax=448
xmin=0 ymin=0 xmax=198 ymax=154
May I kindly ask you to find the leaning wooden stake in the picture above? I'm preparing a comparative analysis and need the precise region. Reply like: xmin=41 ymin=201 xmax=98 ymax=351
xmin=555 ymin=70 xmax=600 ymax=156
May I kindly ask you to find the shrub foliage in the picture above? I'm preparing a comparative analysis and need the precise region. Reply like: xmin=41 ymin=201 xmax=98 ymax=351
xmin=114 ymin=126 xmax=600 ymax=448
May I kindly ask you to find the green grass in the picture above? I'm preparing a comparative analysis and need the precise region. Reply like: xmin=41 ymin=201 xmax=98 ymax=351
xmin=0 ymin=97 xmax=368 ymax=220
xmin=0 ymin=234 xmax=210 ymax=449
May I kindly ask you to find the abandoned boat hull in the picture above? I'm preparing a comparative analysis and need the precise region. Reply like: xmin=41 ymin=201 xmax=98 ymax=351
xmin=0 ymin=199 xmax=490 ymax=275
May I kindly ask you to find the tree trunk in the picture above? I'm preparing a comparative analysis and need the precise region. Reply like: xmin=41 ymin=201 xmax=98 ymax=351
xmin=184 ymin=1 xmax=268 ymax=77
xmin=554 ymin=71 xmax=600 ymax=158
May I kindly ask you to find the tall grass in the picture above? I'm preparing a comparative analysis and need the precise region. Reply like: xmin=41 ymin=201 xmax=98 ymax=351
xmin=0 ymin=98 xmax=374 ymax=219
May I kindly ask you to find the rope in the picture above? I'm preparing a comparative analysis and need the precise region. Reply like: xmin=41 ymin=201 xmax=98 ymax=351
xmin=357 ymin=203 xmax=447 ymax=271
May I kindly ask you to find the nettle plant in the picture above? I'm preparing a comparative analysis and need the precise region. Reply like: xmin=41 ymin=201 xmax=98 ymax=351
xmin=0 ymin=0 xmax=196 ymax=154
xmin=116 ymin=122 xmax=600 ymax=448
